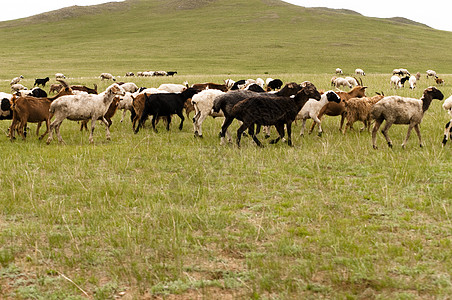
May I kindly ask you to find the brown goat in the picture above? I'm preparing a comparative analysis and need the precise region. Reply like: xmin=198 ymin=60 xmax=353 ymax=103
xmin=9 ymin=80 xmax=74 ymax=140
xmin=342 ymin=92 xmax=385 ymax=134
xmin=309 ymin=85 xmax=367 ymax=133
xmin=49 ymin=84 xmax=63 ymax=94
xmin=435 ymin=77 xmax=445 ymax=85
xmin=191 ymin=82 xmax=229 ymax=92
xmin=71 ymin=84 xmax=98 ymax=94
xmin=80 ymin=96 xmax=120 ymax=131
xmin=130 ymin=93 xmax=167 ymax=130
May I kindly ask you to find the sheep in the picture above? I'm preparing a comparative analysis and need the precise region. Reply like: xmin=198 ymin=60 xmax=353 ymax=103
xmin=119 ymin=82 xmax=139 ymax=93
xmin=34 ymin=77 xmax=50 ymax=87
xmin=100 ymin=73 xmax=116 ymax=81
xmin=309 ymin=85 xmax=368 ymax=133
xmin=345 ymin=76 xmax=359 ymax=87
xmin=409 ymin=75 xmax=417 ymax=89
xmin=231 ymin=81 xmax=321 ymax=148
xmin=296 ymin=91 xmax=341 ymax=136
xmin=333 ymin=77 xmax=352 ymax=89
xmin=0 ymin=93 xmax=13 ymax=121
xmin=10 ymin=75 xmax=24 ymax=86
xmin=212 ymin=82 xmax=304 ymax=145
xmin=191 ymin=89 xmax=226 ymax=138
xmin=157 ymin=84 xmax=186 ymax=93
xmin=46 ymin=83 xmax=126 ymax=144
xmin=49 ymin=84 xmax=63 ymax=94
xmin=335 ymin=68 xmax=343 ymax=74
xmin=9 ymin=80 xmax=74 ymax=141
xmin=80 ymin=96 xmax=120 ymax=132
xmin=342 ymin=92 xmax=385 ymax=134
xmin=355 ymin=68 xmax=365 ymax=76
xmin=390 ymin=75 xmax=402 ymax=89
xmin=441 ymin=95 xmax=452 ymax=146
xmin=134 ymin=87 xmax=201 ymax=134
xmin=415 ymin=72 xmax=421 ymax=81
xmin=400 ymin=75 xmax=411 ymax=88
xmin=435 ymin=76 xmax=445 ymax=85
xmin=371 ymin=86 xmax=444 ymax=149
xmin=266 ymin=79 xmax=283 ymax=91
xmin=426 ymin=70 xmax=437 ymax=79
xmin=55 ymin=73 xmax=66 ymax=79
xmin=71 ymin=84 xmax=98 ymax=94
xmin=11 ymin=84 xmax=27 ymax=93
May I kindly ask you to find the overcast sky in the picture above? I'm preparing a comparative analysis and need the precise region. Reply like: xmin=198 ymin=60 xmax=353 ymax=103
xmin=0 ymin=0 xmax=451 ymax=32
xmin=282 ymin=0 xmax=452 ymax=32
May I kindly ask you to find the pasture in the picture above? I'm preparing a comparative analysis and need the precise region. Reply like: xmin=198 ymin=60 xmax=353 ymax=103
xmin=1 ymin=73 xmax=451 ymax=299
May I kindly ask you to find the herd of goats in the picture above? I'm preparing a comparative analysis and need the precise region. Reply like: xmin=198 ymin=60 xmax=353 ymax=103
xmin=0 ymin=69 xmax=451 ymax=149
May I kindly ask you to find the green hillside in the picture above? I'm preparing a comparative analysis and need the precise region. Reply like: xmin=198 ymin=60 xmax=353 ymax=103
xmin=0 ymin=0 xmax=451 ymax=78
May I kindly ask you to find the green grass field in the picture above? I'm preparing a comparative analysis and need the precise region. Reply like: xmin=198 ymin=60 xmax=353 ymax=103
xmin=1 ymin=0 xmax=452 ymax=299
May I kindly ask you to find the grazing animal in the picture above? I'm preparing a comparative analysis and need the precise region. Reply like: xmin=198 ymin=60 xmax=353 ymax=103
xmin=393 ymin=68 xmax=410 ymax=76
xmin=345 ymin=76 xmax=359 ymax=87
xmin=213 ymin=82 xmax=304 ymax=145
xmin=10 ymin=75 xmax=24 ymax=86
xmin=11 ymin=84 xmax=27 ymax=93
xmin=55 ymin=73 xmax=66 ymax=79
xmin=191 ymin=89 xmax=226 ymax=138
xmin=166 ymin=71 xmax=177 ymax=76
xmin=355 ymin=68 xmax=365 ymax=76
xmin=342 ymin=92 xmax=385 ymax=134
xmin=46 ymin=83 xmax=126 ymax=144
xmin=71 ymin=84 xmax=98 ymax=94
xmin=435 ymin=76 xmax=445 ymax=85
xmin=297 ymin=91 xmax=341 ymax=136
xmin=100 ymin=73 xmax=116 ymax=81
xmin=441 ymin=95 xmax=452 ymax=146
xmin=426 ymin=70 xmax=437 ymax=79
xmin=333 ymin=77 xmax=352 ymax=89
xmin=400 ymin=75 xmax=411 ymax=88
xmin=390 ymin=75 xmax=402 ymax=89
xmin=371 ymin=86 xmax=444 ymax=149
xmin=49 ymin=84 xmax=63 ymax=94
xmin=310 ymin=86 xmax=368 ymax=133
xmin=409 ymin=75 xmax=417 ymax=89
xmin=125 ymin=72 xmax=135 ymax=76
xmin=191 ymin=82 xmax=229 ymax=92
xmin=231 ymin=82 xmax=321 ymax=147
xmin=9 ymin=80 xmax=73 ymax=140
xmin=119 ymin=82 xmax=139 ymax=93
xmin=415 ymin=72 xmax=421 ymax=81
xmin=266 ymin=79 xmax=283 ymax=91
xmin=135 ymin=88 xmax=201 ymax=133
xmin=34 ymin=77 xmax=50 ymax=87
xmin=335 ymin=68 xmax=343 ymax=74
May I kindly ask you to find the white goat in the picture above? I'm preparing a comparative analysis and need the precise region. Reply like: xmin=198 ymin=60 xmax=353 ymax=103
xmin=390 ymin=75 xmax=402 ymax=89
xmin=120 ymin=82 xmax=138 ymax=93
xmin=296 ymin=91 xmax=341 ymax=136
xmin=55 ymin=73 xmax=66 ymax=79
xmin=100 ymin=73 xmax=116 ymax=81
xmin=191 ymin=89 xmax=226 ymax=138
xmin=118 ymin=92 xmax=134 ymax=122
xmin=426 ymin=70 xmax=437 ymax=78
xmin=335 ymin=68 xmax=343 ymax=74
xmin=46 ymin=83 xmax=125 ymax=144
xmin=441 ymin=95 xmax=452 ymax=146
xmin=345 ymin=76 xmax=359 ymax=86
xmin=10 ymin=75 xmax=24 ymax=86
xmin=371 ymin=86 xmax=444 ymax=149
xmin=409 ymin=75 xmax=417 ymax=89
xmin=355 ymin=68 xmax=365 ymax=76
xmin=11 ymin=84 xmax=27 ymax=93
xmin=334 ymin=77 xmax=352 ymax=89
xmin=157 ymin=83 xmax=186 ymax=93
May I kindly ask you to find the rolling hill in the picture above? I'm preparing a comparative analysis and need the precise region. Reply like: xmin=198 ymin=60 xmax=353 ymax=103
xmin=0 ymin=0 xmax=451 ymax=78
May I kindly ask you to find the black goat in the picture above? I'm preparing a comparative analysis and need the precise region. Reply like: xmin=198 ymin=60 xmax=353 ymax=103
xmin=400 ymin=75 xmax=410 ymax=88
xmin=266 ymin=79 xmax=283 ymax=91
xmin=231 ymin=82 xmax=321 ymax=148
xmin=135 ymin=87 xmax=200 ymax=133
xmin=34 ymin=77 xmax=50 ymax=87
xmin=230 ymin=80 xmax=246 ymax=90
xmin=30 ymin=87 xmax=48 ymax=98
xmin=166 ymin=71 xmax=177 ymax=76
xmin=212 ymin=82 xmax=304 ymax=144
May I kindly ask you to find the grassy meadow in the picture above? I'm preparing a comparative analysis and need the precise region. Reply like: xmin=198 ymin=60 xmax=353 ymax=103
xmin=0 ymin=73 xmax=451 ymax=299
xmin=0 ymin=0 xmax=452 ymax=298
